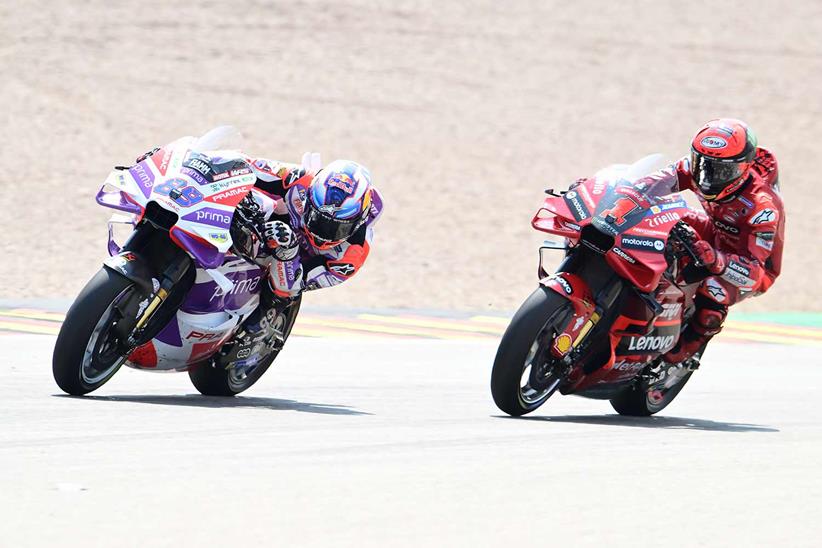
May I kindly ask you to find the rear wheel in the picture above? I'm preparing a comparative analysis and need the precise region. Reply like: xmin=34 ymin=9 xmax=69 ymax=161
xmin=52 ymin=268 xmax=144 ymax=395
xmin=188 ymin=298 xmax=301 ymax=396
xmin=490 ymin=287 xmax=573 ymax=416
xmin=610 ymin=357 xmax=698 ymax=416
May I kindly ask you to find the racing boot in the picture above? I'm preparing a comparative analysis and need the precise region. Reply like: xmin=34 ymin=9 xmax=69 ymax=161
xmin=663 ymin=301 xmax=727 ymax=365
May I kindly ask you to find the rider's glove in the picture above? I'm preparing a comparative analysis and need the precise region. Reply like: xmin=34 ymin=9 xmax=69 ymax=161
xmin=262 ymin=221 xmax=299 ymax=261
xmin=691 ymin=240 xmax=726 ymax=275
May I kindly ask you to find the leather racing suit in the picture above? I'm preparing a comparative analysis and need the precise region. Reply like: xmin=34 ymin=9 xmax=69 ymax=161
xmin=244 ymin=157 xmax=384 ymax=300
xmin=639 ymin=147 xmax=785 ymax=355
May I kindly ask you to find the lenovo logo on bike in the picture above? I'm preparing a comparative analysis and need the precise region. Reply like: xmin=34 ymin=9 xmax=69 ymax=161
xmin=627 ymin=334 xmax=676 ymax=352
xmin=551 ymin=275 xmax=573 ymax=295
xmin=563 ymin=190 xmax=590 ymax=221
xmin=620 ymin=236 xmax=665 ymax=252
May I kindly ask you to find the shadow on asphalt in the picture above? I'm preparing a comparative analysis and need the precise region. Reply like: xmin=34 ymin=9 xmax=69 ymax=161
xmin=53 ymin=394 xmax=372 ymax=416
xmin=499 ymin=414 xmax=778 ymax=432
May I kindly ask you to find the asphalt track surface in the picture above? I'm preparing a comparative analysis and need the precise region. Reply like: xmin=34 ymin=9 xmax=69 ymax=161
xmin=1 ymin=335 xmax=820 ymax=547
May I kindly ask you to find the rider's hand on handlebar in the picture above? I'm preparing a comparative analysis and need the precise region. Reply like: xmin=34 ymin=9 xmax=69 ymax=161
xmin=691 ymin=240 xmax=726 ymax=275
xmin=672 ymin=222 xmax=725 ymax=275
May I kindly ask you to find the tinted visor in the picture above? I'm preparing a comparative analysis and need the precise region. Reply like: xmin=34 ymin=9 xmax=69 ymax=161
xmin=303 ymin=203 xmax=362 ymax=245
xmin=691 ymin=151 xmax=746 ymax=197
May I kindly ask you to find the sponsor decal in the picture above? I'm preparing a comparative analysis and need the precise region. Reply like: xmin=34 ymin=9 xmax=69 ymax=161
xmin=551 ymin=275 xmax=573 ymax=295
xmin=329 ymin=263 xmax=356 ymax=277
xmin=236 ymin=347 xmax=252 ymax=359
xmin=151 ymin=147 xmax=173 ymax=176
xmin=738 ymin=196 xmax=754 ymax=208
xmin=750 ymin=209 xmax=775 ymax=225
xmin=130 ymin=162 xmax=155 ymax=192
xmin=592 ymin=179 xmax=607 ymax=195
xmin=560 ymin=219 xmax=581 ymax=231
xmin=181 ymin=166 xmax=209 ymax=186
xmin=327 ymin=173 xmax=356 ymax=194
xmin=621 ymin=235 xmax=665 ymax=252
xmin=207 ymin=185 xmax=252 ymax=207
xmin=656 ymin=200 xmax=687 ymax=211
xmin=627 ymin=334 xmax=676 ymax=352
xmin=727 ymin=260 xmax=750 ymax=277
xmin=553 ymin=333 xmax=573 ymax=355
xmin=700 ymin=136 xmax=727 ymax=149
xmin=592 ymin=217 xmax=620 ymax=236
xmin=659 ymin=302 xmax=683 ymax=321
xmin=209 ymin=232 xmax=228 ymax=244
xmin=611 ymin=359 xmax=646 ymax=372
xmin=630 ymin=227 xmax=667 ymax=237
xmin=564 ymin=190 xmax=590 ymax=221
xmin=722 ymin=268 xmax=754 ymax=288
xmin=705 ymin=278 xmax=728 ymax=303
xmin=611 ymin=246 xmax=636 ymax=264
xmin=186 ymin=331 xmax=222 ymax=341
xmin=181 ymin=207 xmax=233 ymax=229
xmin=186 ymin=157 xmax=211 ymax=176
xmin=210 ymin=181 xmax=232 ymax=192
xmin=755 ymin=231 xmax=774 ymax=251
xmin=645 ymin=211 xmax=681 ymax=227
xmin=210 ymin=275 xmax=261 ymax=302
xmin=714 ymin=219 xmax=740 ymax=235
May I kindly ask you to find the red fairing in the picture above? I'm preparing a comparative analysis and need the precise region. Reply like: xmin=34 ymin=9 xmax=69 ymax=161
xmin=677 ymin=148 xmax=784 ymax=301
xmin=541 ymin=273 xmax=595 ymax=316
xmin=128 ymin=342 xmax=158 ymax=368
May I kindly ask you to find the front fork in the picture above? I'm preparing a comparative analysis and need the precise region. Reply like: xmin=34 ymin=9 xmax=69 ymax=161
xmin=538 ymin=243 xmax=625 ymax=368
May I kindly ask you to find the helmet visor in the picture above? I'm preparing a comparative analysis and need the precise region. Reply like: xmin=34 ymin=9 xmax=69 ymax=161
xmin=303 ymin=204 xmax=361 ymax=245
xmin=691 ymin=151 xmax=746 ymax=198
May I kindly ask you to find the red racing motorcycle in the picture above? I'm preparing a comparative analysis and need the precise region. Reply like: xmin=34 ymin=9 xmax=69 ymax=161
xmin=491 ymin=155 xmax=710 ymax=416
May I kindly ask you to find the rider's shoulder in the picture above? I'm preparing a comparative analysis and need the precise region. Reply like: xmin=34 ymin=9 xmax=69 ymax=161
xmin=750 ymin=147 xmax=779 ymax=184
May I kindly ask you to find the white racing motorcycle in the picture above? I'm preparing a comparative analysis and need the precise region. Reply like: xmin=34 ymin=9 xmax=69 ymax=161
xmin=53 ymin=127 xmax=313 ymax=396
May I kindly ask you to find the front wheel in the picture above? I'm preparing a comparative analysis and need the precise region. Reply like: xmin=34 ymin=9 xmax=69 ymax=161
xmin=53 ymin=268 xmax=144 ymax=395
xmin=490 ymin=287 xmax=573 ymax=416
xmin=188 ymin=298 xmax=302 ymax=396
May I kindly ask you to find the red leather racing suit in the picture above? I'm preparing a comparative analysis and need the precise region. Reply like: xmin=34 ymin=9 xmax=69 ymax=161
xmin=641 ymin=147 xmax=785 ymax=340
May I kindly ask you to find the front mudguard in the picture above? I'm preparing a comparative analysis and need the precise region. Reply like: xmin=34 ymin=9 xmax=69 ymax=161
xmin=539 ymin=273 xmax=597 ymax=357
xmin=103 ymin=251 xmax=157 ymax=293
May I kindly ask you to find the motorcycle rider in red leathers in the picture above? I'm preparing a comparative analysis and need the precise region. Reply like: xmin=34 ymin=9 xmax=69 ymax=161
xmin=634 ymin=119 xmax=785 ymax=363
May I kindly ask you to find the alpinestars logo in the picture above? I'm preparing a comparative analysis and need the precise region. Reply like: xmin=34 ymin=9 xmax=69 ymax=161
xmin=621 ymin=236 xmax=665 ymax=252
xmin=330 ymin=263 xmax=356 ymax=277
xmin=750 ymin=209 xmax=775 ymax=225
xmin=564 ymin=191 xmax=590 ymax=221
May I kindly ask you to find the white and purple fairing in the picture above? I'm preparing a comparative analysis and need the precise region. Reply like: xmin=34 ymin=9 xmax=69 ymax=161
xmin=95 ymin=127 xmax=267 ymax=371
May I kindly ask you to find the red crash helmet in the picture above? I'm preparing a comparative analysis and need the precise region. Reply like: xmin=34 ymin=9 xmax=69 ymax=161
xmin=690 ymin=118 xmax=757 ymax=201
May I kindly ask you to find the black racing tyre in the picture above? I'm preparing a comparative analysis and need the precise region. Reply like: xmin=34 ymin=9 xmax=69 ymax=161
xmin=52 ymin=268 xmax=140 ymax=396
xmin=490 ymin=287 xmax=573 ymax=416
xmin=610 ymin=368 xmax=694 ymax=416
xmin=188 ymin=298 xmax=301 ymax=396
